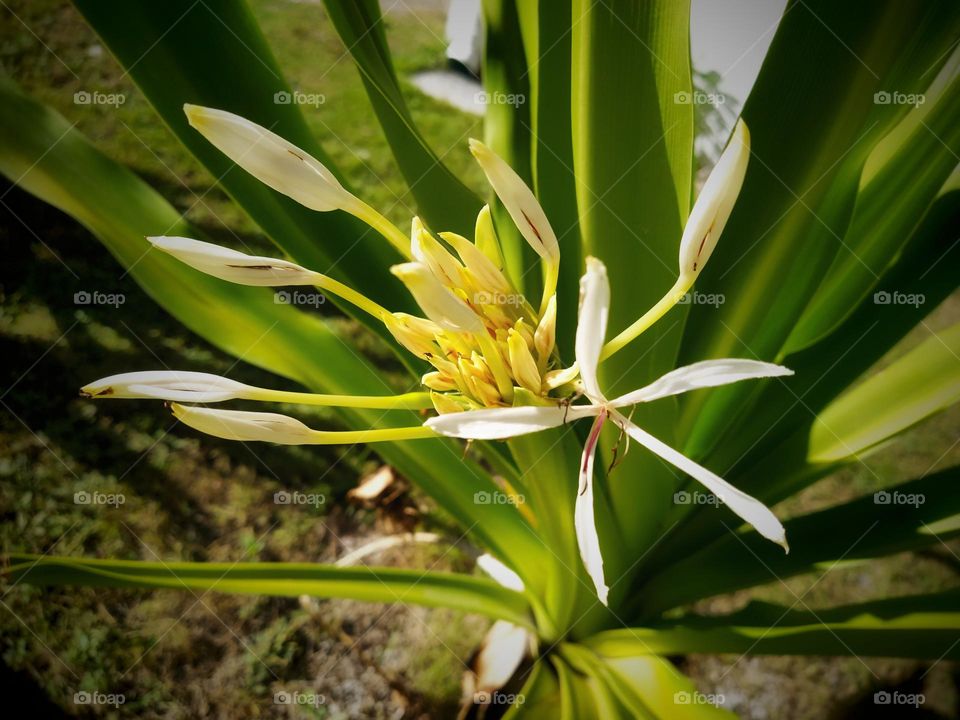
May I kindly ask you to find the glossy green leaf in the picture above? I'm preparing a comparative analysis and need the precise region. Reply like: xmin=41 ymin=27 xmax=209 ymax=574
xmin=5 ymin=555 xmax=533 ymax=628
xmin=319 ymin=0 xmax=481 ymax=235
xmin=639 ymin=466 xmax=960 ymax=615
xmin=593 ymin=591 xmax=960 ymax=659
xmin=809 ymin=322 xmax=960 ymax=462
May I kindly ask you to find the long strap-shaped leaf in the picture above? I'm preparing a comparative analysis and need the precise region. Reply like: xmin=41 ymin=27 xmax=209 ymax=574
xmin=0 ymin=78 xmax=547 ymax=588
xmin=71 ymin=0 xmax=410 ymax=320
xmin=570 ymin=0 xmax=696 ymax=576
xmin=678 ymin=0 xmax=960 ymax=459
xmin=319 ymin=0 xmax=481 ymax=236
xmin=4 ymin=555 xmax=533 ymax=628
xmin=638 ymin=466 xmax=960 ymax=615
xmin=591 ymin=592 xmax=960 ymax=659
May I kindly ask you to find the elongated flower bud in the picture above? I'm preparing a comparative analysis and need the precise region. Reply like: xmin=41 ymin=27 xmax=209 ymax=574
xmin=383 ymin=313 xmax=441 ymax=359
xmin=410 ymin=217 xmax=463 ymax=286
xmin=678 ymin=119 xmax=750 ymax=278
xmin=184 ymin=105 xmax=357 ymax=213
xmin=81 ymin=370 xmax=250 ymax=402
xmin=507 ymin=330 xmax=541 ymax=394
xmin=439 ymin=231 xmax=511 ymax=295
xmin=534 ymin=294 xmax=557 ymax=364
xmin=474 ymin=205 xmax=505 ymax=270
xmin=171 ymin=404 xmax=315 ymax=444
xmin=390 ymin=263 xmax=483 ymax=333
xmin=148 ymin=236 xmax=316 ymax=286
xmin=469 ymin=140 xmax=559 ymax=266
xmin=421 ymin=371 xmax=459 ymax=392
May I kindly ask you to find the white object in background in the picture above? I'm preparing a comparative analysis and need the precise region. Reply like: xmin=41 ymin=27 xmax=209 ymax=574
xmin=446 ymin=0 xmax=483 ymax=75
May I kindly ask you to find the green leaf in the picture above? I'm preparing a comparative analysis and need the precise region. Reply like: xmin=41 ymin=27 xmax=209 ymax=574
xmin=71 ymin=0 xmax=410 ymax=319
xmin=786 ymin=70 xmax=960 ymax=351
xmin=570 ymin=0 xmax=695 ymax=578
xmin=638 ymin=466 xmax=960 ymax=615
xmin=678 ymin=0 xmax=960 ymax=461
xmin=319 ymin=0 xmax=481 ymax=235
xmin=5 ymin=555 xmax=533 ymax=628
xmin=809 ymin=322 xmax=960 ymax=463
xmin=481 ymin=0 xmax=538 ymax=294
xmin=591 ymin=591 xmax=960 ymax=659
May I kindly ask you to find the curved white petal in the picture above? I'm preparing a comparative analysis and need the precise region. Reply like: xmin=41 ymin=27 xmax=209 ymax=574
xmin=148 ymin=236 xmax=315 ymax=286
xmin=425 ymin=404 xmax=597 ymax=440
xmin=171 ymin=404 xmax=314 ymax=444
xmin=468 ymin=139 xmax=559 ymax=265
xmin=575 ymin=412 xmax=610 ymax=605
xmin=82 ymin=370 xmax=250 ymax=402
xmin=476 ymin=554 xmax=525 ymax=592
xmin=612 ymin=359 xmax=793 ymax=407
xmin=678 ymin=119 xmax=750 ymax=277
xmin=184 ymin=105 xmax=355 ymax=212
xmin=575 ymin=257 xmax=610 ymax=403
xmin=390 ymin=262 xmax=483 ymax=333
xmin=471 ymin=620 xmax=530 ymax=696
xmin=611 ymin=410 xmax=788 ymax=551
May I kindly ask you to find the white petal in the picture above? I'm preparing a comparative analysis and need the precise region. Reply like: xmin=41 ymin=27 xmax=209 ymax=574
xmin=678 ymin=119 xmax=750 ymax=277
xmin=82 ymin=370 xmax=250 ymax=402
xmin=612 ymin=410 xmax=788 ymax=551
xmin=468 ymin=139 xmax=559 ymax=264
xmin=171 ymin=404 xmax=314 ymax=444
xmin=148 ymin=236 xmax=315 ymax=286
xmin=472 ymin=620 xmax=530 ymax=695
xmin=184 ymin=105 xmax=355 ymax=212
xmin=575 ymin=257 xmax=610 ymax=403
xmin=425 ymin=405 xmax=597 ymax=440
xmin=391 ymin=262 xmax=483 ymax=333
xmin=476 ymin=554 xmax=525 ymax=592
xmin=612 ymin=359 xmax=793 ymax=407
xmin=575 ymin=412 xmax=610 ymax=605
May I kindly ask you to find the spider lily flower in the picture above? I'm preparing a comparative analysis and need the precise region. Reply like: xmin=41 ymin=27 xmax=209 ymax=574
xmin=600 ymin=119 xmax=751 ymax=362
xmin=147 ymin=235 xmax=388 ymax=318
xmin=170 ymin=404 xmax=437 ymax=445
xmin=469 ymin=138 xmax=560 ymax=314
xmin=184 ymin=104 xmax=410 ymax=255
xmin=427 ymin=257 xmax=791 ymax=605
xmin=81 ymin=370 xmax=433 ymax=410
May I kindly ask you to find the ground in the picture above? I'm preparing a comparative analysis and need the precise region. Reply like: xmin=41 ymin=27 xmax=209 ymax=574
xmin=0 ymin=1 xmax=957 ymax=718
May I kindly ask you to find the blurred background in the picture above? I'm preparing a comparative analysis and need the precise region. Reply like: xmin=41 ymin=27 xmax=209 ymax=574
xmin=0 ymin=0 xmax=957 ymax=717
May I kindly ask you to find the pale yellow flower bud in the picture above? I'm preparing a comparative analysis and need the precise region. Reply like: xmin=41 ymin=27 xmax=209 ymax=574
xmin=508 ymin=329 xmax=542 ymax=394
xmin=534 ymin=295 xmax=557 ymax=366
xmin=391 ymin=263 xmax=483 ymax=333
